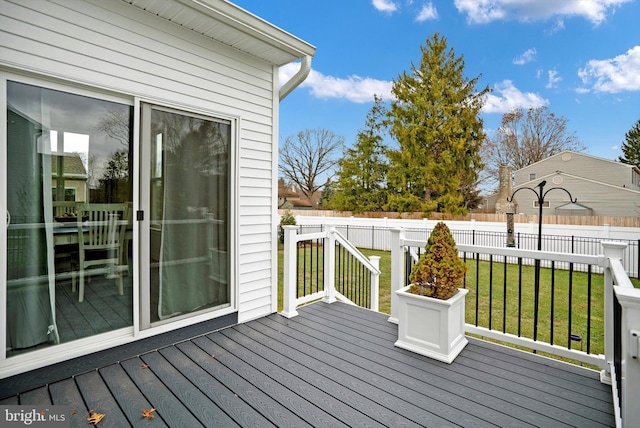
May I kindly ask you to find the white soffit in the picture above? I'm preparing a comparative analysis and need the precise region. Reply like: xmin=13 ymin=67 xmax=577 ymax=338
xmin=121 ymin=0 xmax=316 ymax=65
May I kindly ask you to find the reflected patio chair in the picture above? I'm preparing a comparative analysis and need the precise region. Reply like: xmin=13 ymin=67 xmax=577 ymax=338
xmin=52 ymin=201 xmax=78 ymax=276
xmin=74 ymin=203 xmax=129 ymax=302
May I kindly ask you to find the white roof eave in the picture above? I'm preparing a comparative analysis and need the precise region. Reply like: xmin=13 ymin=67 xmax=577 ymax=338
xmin=125 ymin=0 xmax=316 ymax=65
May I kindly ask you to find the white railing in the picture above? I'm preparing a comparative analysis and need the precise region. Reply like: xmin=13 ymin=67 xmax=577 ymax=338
xmin=293 ymin=218 xmax=640 ymax=277
xmin=390 ymin=228 xmax=640 ymax=428
xmin=281 ymin=225 xmax=380 ymax=318
xmin=603 ymin=242 xmax=640 ymax=428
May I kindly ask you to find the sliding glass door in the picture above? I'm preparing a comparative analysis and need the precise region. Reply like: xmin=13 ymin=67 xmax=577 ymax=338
xmin=4 ymin=80 xmax=231 ymax=357
xmin=5 ymin=80 xmax=133 ymax=356
xmin=140 ymin=104 xmax=230 ymax=327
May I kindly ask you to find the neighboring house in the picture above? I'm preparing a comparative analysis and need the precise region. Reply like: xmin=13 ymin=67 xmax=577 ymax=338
xmin=277 ymin=179 xmax=321 ymax=210
xmin=277 ymin=179 xmax=300 ymax=209
xmin=0 ymin=0 xmax=315 ymax=378
xmin=51 ymin=153 xmax=88 ymax=202
xmin=490 ymin=151 xmax=640 ymax=217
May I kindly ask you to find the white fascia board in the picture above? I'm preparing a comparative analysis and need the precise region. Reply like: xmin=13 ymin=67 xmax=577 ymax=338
xmin=179 ymin=0 xmax=316 ymax=64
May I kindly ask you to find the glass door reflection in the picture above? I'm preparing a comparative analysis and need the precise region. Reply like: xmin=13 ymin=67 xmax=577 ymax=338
xmin=5 ymin=81 xmax=133 ymax=356
xmin=143 ymin=105 xmax=230 ymax=326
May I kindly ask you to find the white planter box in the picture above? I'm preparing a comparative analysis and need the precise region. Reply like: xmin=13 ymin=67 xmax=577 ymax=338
xmin=395 ymin=285 xmax=469 ymax=363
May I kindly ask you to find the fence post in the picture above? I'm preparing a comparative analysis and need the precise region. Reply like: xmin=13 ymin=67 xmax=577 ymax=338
xmin=602 ymin=241 xmax=628 ymax=383
xmin=281 ymin=225 xmax=299 ymax=318
xmin=323 ymin=227 xmax=337 ymax=304
xmin=369 ymin=255 xmax=380 ymax=312
xmin=388 ymin=228 xmax=405 ymax=324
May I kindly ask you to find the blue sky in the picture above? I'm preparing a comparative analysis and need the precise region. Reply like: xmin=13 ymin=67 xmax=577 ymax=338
xmin=233 ymin=0 xmax=640 ymax=170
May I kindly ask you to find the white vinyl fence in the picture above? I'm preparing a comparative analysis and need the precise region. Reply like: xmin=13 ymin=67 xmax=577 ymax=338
xmin=288 ymin=215 xmax=640 ymax=278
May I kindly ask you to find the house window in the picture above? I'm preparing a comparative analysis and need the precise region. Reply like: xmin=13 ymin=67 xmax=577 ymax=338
xmin=533 ymin=201 xmax=549 ymax=208
xmin=529 ymin=173 xmax=536 ymax=181
xmin=51 ymin=188 xmax=77 ymax=201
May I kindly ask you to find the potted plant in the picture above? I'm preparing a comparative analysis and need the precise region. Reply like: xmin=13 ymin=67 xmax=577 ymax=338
xmin=394 ymin=221 xmax=469 ymax=363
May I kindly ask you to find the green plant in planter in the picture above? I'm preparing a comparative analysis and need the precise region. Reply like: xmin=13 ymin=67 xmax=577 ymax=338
xmin=278 ymin=210 xmax=297 ymax=244
xmin=409 ymin=221 xmax=467 ymax=300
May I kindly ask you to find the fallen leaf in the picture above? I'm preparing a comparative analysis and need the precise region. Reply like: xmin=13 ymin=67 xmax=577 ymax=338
xmin=71 ymin=410 xmax=77 ymax=416
xmin=142 ymin=408 xmax=156 ymax=419
xmin=87 ymin=412 xmax=105 ymax=425
xmin=211 ymin=354 xmax=215 ymax=358
xmin=141 ymin=364 xmax=149 ymax=369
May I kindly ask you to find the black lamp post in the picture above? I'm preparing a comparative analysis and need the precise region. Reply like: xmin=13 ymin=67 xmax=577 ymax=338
xmin=507 ymin=180 xmax=577 ymax=343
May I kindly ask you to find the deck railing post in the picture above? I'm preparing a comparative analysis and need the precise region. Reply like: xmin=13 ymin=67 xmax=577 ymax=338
xmin=614 ymin=286 xmax=640 ymax=427
xmin=281 ymin=225 xmax=299 ymax=318
xmin=388 ymin=228 xmax=405 ymax=324
xmin=369 ymin=255 xmax=380 ymax=312
xmin=602 ymin=241 xmax=628 ymax=384
xmin=323 ymin=227 xmax=337 ymax=304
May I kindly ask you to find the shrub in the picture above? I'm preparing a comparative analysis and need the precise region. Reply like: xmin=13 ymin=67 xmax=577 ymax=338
xmin=278 ymin=211 xmax=297 ymax=244
xmin=409 ymin=221 xmax=467 ymax=299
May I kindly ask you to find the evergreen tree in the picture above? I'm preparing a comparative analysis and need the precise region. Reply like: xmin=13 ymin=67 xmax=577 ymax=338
xmin=385 ymin=33 xmax=488 ymax=214
xmin=326 ymin=96 xmax=389 ymax=212
xmin=619 ymin=118 xmax=640 ymax=169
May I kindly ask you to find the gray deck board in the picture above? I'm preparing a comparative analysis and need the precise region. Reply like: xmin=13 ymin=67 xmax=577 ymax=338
xmin=48 ymin=378 xmax=89 ymax=427
xmin=267 ymin=307 xmax=538 ymax=427
xmin=120 ymin=356 xmax=204 ymax=428
xmin=157 ymin=346 xmax=272 ymax=428
xmin=75 ymin=370 xmax=131 ymax=428
xmin=245 ymin=318 xmax=463 ymax=427
xmin=0 ymin=301 xmax=615 ymax=427
xmin=18 ymin=386 xmax=51 ymax=405
xmin=209 ymin=330 xmax=378 ymax=427
xmin=192 ymin=335 xmax=349 ymax=428
xmin=303 ymin=301 xmax=614 ymax=426
xmin=139 ymin=351 xmax=239 ymax=427
xmin=99 ymin=363 xmax=167 ymax=427
xmin=228 ymin=324 xmax=430 ymax=428
xmin=176 ymin=340 xmax=310 ymax=428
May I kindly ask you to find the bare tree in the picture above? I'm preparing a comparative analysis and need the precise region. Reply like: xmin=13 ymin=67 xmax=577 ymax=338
xmin=279 ymin=128 xmax=343 ymax=199
xmin=481 ymin=106 xmax=585 ymax=191
xmin=94 ymin=109 xmax=131 ymax=147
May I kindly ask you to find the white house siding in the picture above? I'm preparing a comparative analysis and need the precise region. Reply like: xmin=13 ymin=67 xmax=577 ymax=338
xmin=1 ymin=0 xmax=280 ymax=322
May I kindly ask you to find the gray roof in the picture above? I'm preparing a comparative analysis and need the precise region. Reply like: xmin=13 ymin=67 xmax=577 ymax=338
xmin=51 ymin=154 xmax=87 ymax=176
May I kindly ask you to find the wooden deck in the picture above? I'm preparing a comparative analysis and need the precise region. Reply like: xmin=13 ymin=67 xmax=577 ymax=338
xmin=0 ymin=301 xmax=614 ymax=427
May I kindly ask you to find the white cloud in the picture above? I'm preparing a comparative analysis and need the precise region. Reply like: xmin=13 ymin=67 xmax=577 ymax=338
xmin=546 ymin=18 xmax=565 ymax=34
xmin=279 ymin=63 xmax=393 ymax=103
xmin=454 ymin=0 xmax=632 ymax=25
xmin=482 ymin=80 xmax=548 ymax=113
xmin=416 ymin=3 xmax=438 ymax=21
xmin=546 ymin=69 xmax=562 ymax=88
xmin=578 ymin=46 xmax=640 ymax=93
xmin=513 ymin=48 xmax=537 ymax=65
xmin=454 ymin=0 xmax=505 ymax=23
xmin=372 ymin=0 xmax=398 ymax=12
